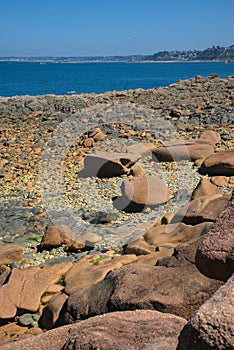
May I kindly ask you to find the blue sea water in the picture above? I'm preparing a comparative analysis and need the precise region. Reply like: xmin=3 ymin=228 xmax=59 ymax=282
xmin=0 ymin=61 xmax=233 ymax=97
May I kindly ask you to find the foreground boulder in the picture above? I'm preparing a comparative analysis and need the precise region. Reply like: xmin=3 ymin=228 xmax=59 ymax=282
xmin=62 ymin=261 xmax=222 ymax=324
xmin=199 ymin=148 xmax=234 ymax=176
xmin=196 ymin=192 xmax=234 ymax=281
xmin=0 ymin=262 xmax=72 ymax=319
xmin=177 ymin=274 xmax=234 ymax=350
xmin=79 ymin=152 xmax=141 ymax=178
xmin=114 ymin=175 xmax=171 ymax=212
xmin=1 ymin=310 xmax=187 ymax=350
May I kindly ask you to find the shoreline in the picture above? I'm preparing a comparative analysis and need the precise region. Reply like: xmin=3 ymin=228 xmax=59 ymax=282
xmin=0 ymin=59 xmax=233 ymax=63
xmin=0 ymin=74 xmax=234 ymax=101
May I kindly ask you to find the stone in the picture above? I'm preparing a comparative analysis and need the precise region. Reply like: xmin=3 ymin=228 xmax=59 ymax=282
xmin=62 ymin=262 xmax=222 ymax=324
xmin=64 ymin=257 xmax=123 ymax=295
xmin=199 ymin=148 xmax=234 ymax=176
xmin=177 ymin=274 xmax=234 ymax=350
xmin=74 ymin=231 xmax=101 ymax=244
xmin=39 ymin=225 xmax=86 ymax=252
xmin=170 ymin=193 xmax=231 ymax=225
xmin=39 ymin=225 xmax=73 ymax=250
xmin=88 ymin=127 xmax=105 ymax=141
xmin=41 ymin=284 xmax=64 ymax=300
xmin=17 ymin=313 xmax=40 ymax=327
xmin=0 ymin=262 xmax=72 ymax=319
xmin=152 ymin=140 xmax=214 ymax=162
xmin=82 ymin=137 xmax=94 ymax=147
xmin=195 ymin=193 xmax=234 ymax=281
xmin=199 ymin=130 xmax=221 ymax=145
xmin=79 ymin=152 xmax=141 ymax=178
xmin=211 ymin=176 xmax=229 ymax=186
xmin=144 ymin=222 xmax=212 ymax=246
xmin=0 ymin=322 xmax=42 ymax=348
xmin=115 ymin=175 xmax=171 ymax=212
xmin=156 ymin=237 xmax=206 ymax=268
xmin=2 ymin=310 xmax=187 ymax=350
xmin=127 ymin=142 xmax=157 ymax=157
xmin=136 ymin=247 xmax=175 ymax=265
xmin=0 ymin=244 xmax=23 ymax=265
xmin=129 ymin=164 xmax=145 ymax=177
xmin=191 ymin=178 xmax=221 ymax=199
xmin=123 ymin=236 xmax=156 ymax=255
xmin=39 ymin=292 xmax=68 ymax=330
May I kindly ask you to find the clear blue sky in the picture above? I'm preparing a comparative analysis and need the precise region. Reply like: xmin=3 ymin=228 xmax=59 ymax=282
xmin=0 ymin=0 xmax=233 ymax=56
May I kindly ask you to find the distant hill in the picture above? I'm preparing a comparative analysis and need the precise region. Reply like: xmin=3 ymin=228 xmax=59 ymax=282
xmin=0 ymin=45 xmax=233 ymax=63
xmin=144 ymin=45 xmax=234 ymax=62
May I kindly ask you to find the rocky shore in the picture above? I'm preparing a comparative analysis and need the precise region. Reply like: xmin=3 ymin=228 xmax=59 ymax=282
xmin=0 ymin=75 xmax=234 ymax=349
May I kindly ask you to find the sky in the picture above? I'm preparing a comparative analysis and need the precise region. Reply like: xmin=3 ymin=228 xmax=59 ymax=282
xmin=0 ymin=0 xmax=233 ymax=56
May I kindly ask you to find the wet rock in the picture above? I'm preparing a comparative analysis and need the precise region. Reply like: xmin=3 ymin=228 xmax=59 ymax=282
xmin=79 ymin=152 xmax=141 ymax=178
xmin=199 ymin=148 xmax=234 ymax=176
xmin=0 ymin=244 xmax=23 ymax=265
xmin=17 ymin=313 xmax=40 ymax=327
xmin=177 ymin=274 xmax=234 ymax=350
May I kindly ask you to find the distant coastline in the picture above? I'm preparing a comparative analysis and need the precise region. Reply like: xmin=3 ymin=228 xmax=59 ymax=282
xmin=0 ymin=44 xmax=233 ymax=64
xmin=0 ymin=59 xmax=233 ymax=64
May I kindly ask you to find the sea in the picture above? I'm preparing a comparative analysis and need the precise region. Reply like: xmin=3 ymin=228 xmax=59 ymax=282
xmin=0 ymin=61 xmax=233 ymax=97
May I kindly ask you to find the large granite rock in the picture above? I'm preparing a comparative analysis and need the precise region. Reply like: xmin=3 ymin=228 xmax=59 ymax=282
xmin=196 ymin=192 xmax=234 ymax=281
xmin=152 ymin=140 xmax=214 ymax=162
xmin=199 ymin=148 xmax=234 ymax=176
xmin=144 ymin=222 xmax=211 ymax=246
xmin=177 ymin=274 xmax=234 ymax=350
xmin=79 ymin=152 xmax=141 ymax=178
xmin=1 ymin=310 xmax=187 ymax=350
xmin=62 ymin=261 xmax=222 ymax=324
xmin=170 ymin=193 xmax=231 ymax=225
xmin=0 ymin=262 xmax=72 ymax=319
xmin=114 ymin=175 xmax=171 ymax=212
xmin=191 ymin=178 xmax=221 ymax=199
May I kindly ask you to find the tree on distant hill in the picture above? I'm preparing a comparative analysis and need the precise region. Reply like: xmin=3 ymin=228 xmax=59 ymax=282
xmin=144 ymin=45 xmax=234 ymax=61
